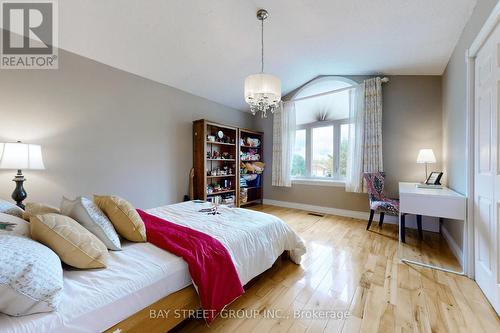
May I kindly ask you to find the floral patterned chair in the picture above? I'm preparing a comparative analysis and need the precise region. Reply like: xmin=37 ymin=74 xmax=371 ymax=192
xmin=363 ymin=172 xmax=423 ymax=241
xmin=363 ymin=172 xmax=400 ymax=230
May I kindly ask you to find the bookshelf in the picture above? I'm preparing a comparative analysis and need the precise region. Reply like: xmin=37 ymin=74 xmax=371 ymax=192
xmin=193 ymin=120 xmax=238 ymax=206
xmin=238 ymin=128 xmax=264 ymax=207
xmin=193 ymin=120 xmax=264 ymax=207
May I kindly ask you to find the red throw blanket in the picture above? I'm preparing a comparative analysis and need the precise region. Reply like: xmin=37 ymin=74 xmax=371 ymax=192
xmin=137 ymin=209 xmax=244 ymax=323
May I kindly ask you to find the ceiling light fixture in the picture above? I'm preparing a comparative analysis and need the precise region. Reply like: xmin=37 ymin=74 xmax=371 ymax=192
xmin=244 ymin=9 xmax=281 ymax=118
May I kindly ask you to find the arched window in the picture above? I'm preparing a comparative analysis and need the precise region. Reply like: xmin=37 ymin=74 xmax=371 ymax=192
xmin=291 ymin=76 xmax=357 ymax=181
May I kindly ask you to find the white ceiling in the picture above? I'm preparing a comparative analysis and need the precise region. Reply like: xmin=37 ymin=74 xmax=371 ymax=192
xmin=58 ymin=0 xmax=477 ymax=111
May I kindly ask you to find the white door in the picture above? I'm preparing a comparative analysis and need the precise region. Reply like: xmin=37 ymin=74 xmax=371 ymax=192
xmin=474 ymin=20 xmax=500 ymax=314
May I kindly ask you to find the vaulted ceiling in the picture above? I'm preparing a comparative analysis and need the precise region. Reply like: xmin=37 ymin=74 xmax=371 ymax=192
xmin=58 ymin=0 xmax=477 ymax=110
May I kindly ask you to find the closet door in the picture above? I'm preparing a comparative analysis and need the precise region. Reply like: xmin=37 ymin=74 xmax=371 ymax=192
xmin=474 ymin=21 xmax=500 ymax=314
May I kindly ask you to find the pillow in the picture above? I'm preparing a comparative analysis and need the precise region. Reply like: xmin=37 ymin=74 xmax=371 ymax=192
xmin=0 ymin=199 xmax=24 ymax=218
xmin=94 ymin=195 xmax=146 ymax=242
xmin=60 ymin=196 xmax=121 ymax=251
xmin=31 ymin=213 xmax=109 ymax=269
xmin=0 ymin=235 xmax=63 ymax=316
xmin=22 ymin=202 xmax=60 ymax=221
xmin=0 ymin=213 xmax=30 ymax=237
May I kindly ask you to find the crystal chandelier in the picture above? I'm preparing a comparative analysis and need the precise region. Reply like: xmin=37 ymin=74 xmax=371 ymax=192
xmin=244 ymin=9 xmax=281 ymax=118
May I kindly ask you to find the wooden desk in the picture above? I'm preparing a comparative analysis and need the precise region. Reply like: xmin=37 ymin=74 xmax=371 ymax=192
xmin=399 ymin=182 xmax=466 ymax=272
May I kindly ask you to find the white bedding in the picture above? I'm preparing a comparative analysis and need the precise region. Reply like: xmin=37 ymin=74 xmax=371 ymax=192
xmin=147 ymin=201 xmax=306 ymax=285
xmin=0 ymin=242 xmax=191 ymax=333
xmin=0 ymin=201 xmax=306 ymax=332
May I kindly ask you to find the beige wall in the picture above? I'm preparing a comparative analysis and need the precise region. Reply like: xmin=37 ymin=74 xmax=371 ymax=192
xmin=256 ymin=75 xmax=442 ymax=212
xmin=442 ymin=0 xmax=498 ymax=249
xmin=0 ymin=48 xmax=253 ymax=209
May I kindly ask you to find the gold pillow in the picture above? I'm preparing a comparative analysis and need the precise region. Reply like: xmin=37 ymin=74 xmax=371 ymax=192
xmin=31 ymin=213 xmax=109 ymax=269
xmin=93 ymin=195 xmax=146 ymax=242
xmin=22 ymin=202 xmax=60 ymax=221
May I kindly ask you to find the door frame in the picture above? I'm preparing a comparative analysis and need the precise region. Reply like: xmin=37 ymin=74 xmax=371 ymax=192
xmin=465 ymin=1 xmax=500 ymax=278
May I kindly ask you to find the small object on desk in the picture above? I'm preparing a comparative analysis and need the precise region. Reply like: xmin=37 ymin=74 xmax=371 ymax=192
xmin=192 ymin=200 xmax=205 ymax=203
xmin=416 ymin=183 xmax=443 ymax=189
xmin=425 ymin=171 xmax=443 ymax=185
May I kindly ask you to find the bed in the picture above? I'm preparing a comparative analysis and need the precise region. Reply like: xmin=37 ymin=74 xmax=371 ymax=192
xmin=0 ymin=201 xmax=306 ymax=333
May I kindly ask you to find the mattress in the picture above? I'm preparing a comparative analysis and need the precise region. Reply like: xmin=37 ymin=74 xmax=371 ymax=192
xmin=0 ymin=242 xmax=191 ymax=333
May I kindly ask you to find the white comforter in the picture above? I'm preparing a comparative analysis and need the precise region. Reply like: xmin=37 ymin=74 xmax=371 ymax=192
xmin=147 ymin=201 xmax=306 ymax=285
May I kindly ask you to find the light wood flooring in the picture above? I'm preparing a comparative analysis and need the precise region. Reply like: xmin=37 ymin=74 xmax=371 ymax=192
xmin=173 ymin=204 xmax=499 ymax=333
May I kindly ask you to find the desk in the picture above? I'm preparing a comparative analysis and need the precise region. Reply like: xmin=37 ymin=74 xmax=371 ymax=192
xmin=399 ymin=182 xmax=466 ymax=273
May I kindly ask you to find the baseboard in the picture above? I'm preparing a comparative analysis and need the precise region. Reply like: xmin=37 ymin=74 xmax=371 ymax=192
xmin=263 ymin=199 xmax=398 ymax=222
xmin=441 ymin=224 xmax=464 ymax=267
xmin=262 ymin=198 xmax=438 ymax=232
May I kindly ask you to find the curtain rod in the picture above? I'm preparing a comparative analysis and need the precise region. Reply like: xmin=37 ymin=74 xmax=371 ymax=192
xmin=285 ymin=76 xmax=389 ymax=104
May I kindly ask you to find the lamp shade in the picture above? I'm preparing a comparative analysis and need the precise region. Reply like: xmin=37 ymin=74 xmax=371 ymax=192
xmin=0 ymin=142 xmax=45 ymax=170
xmin=244 ymin=73 xmax=281 ymax=105
xmin=416 ymin=149 xmax=436 ymax=164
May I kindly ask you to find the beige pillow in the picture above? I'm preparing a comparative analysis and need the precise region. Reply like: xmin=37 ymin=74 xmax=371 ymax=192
xmin=0 ymin=213 xmax=30 ymax=237
xmin=22 ymin=202 xmax=60 ymax=220
xmin=93 ymin=195 xmax=146 ymax=242
xmin=31 ymin=213 xmax=109 ymax=269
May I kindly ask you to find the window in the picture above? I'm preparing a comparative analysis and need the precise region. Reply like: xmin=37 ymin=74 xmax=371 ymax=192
xmin=312 ymin=126 xmax=333 ymax=177
xmin=292 ymin=129 xmax=306 ymax=176
xmin=291 ymin=76 xmax=356 ymax=182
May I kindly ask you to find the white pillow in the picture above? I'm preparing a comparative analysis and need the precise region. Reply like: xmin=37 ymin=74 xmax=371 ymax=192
xmin=0 ymin=235 xmax=63 ymax=316
xmin=0 ymin=199 xmax=24 ymax=218
xmin=0 ymin=212 xmax=30 ymax=237
xmin=60 ymin=196 xmax=121 ymax=250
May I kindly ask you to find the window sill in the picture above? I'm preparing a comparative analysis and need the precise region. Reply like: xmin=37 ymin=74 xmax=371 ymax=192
xmin=291 ymin=178 xmax=346 ymax=187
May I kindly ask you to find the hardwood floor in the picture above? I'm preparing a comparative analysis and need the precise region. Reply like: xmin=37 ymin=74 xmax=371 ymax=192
xmin=173 ymin=205 xmax=500 ymax=333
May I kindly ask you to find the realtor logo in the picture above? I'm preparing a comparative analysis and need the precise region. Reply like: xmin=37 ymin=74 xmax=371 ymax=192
xmin=0 ymin=0 xmax=58 ymax=69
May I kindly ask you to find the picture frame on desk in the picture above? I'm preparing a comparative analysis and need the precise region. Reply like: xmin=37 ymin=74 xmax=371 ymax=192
xmin=425 ymin=171 xmax=443 ymax=185
xmin=416 ymin=172 xmax=444 ymax=189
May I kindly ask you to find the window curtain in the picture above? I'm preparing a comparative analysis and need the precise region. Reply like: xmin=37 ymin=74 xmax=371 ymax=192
xmin=345 ymin=84 xmax=365 ymax=192
xmin=272 ymin=101 xmax=296 ymax=187
xmin=346 ymin=77 xmax=383 ymax=192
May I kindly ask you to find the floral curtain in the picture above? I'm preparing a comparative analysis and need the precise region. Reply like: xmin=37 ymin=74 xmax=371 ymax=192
xmin=346 ymin=77 xmax=383 ymax=192
xmin=272 ymin=101 xmax=296 ymax=187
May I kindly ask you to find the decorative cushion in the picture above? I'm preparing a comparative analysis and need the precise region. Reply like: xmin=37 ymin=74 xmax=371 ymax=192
xmin=94 ymin=195 xmax=146 ymax=242
xmin=31 ymin=213 xmax=109 ymax=269
xmin=370 ymin=199 xmax=400 ymax=215
xmin=364 ymin=172 xmax=386 ymax=202
xmin=0 ymin=199 xmax=24 ymax=218
xmin=60 ymin=196 xmax=121 ymax=251
xmin=22 ymin=202 xmax=60 ymax=221
xmin=0 ymin=213 xmax=30 ymax=237
xmin=0 ymin=235 xmax=63 ymax=316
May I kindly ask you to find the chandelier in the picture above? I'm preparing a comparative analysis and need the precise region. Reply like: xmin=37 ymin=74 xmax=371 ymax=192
xmin=244 ymin=9 xmax=281 ymax=118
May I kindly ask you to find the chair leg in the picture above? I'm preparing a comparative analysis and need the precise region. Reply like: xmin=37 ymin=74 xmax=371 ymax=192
xmin=378 ymin=212 xmax=385 ymax=227
xmin=416 ymin=215 xmax=423 ymax=239
xmin=400 ymin=214 xmax=406 ymax=243
xmin=367 ymin=209 xmax=375 ymax=230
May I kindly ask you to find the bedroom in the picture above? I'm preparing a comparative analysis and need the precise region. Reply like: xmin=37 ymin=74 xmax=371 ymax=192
xmin=0 ymin=0 xmax=499 ymax=332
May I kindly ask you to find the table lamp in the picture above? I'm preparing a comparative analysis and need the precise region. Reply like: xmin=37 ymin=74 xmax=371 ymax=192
xmin=416 ymin=148 xmax=436 ymax=181
xmin=0 ymin=141 xmax=45 ymax=209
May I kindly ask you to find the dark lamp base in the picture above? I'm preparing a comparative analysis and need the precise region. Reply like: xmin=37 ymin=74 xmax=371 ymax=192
xmin=12 ymin=169 xmax=27 ymax=210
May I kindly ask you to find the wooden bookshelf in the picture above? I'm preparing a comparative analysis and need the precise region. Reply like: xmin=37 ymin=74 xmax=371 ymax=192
xmin=193 ymin=120 xmax=264 ymax=207
xmin=238 ymin=128 xmax=264 ymax=207
xmin=193 ymin=120 xmax=238 ymax=206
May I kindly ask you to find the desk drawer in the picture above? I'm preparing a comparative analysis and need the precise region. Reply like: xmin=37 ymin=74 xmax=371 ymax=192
xmin=400 ymin=195 xmax=466 ymax=220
